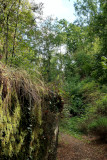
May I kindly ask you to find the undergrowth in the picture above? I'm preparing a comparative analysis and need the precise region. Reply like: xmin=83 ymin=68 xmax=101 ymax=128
xmin=59 ymin=107 xmax=83 ymax=140
xmin=60 ymin=77 xmax=107 ymax=142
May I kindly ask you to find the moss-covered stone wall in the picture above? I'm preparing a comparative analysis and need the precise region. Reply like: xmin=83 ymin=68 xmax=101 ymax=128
xmin=0 ymin=64 xmax=63 ymax=160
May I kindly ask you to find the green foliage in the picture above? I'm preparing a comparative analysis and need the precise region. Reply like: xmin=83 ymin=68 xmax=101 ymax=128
xmin=76 ymin=93 xmax=107 ymax=140
xmin=62 ymin=72 xmax=107 ymax=141
xmin=0 ymin=0 xmax=106 ymax=145
xmin=60 ymin=108 xmax=83 ymax=139
xmin=95 ymin=95 xmax=107 ymax=116
xmin=63 ymin=78 xmax=98 ymax=116
xmin=101 ymin=56 xmax=107 ymax=69
xmin=88 ymin=117 xmax=107 ymax=140
xmin=58 ymin=0 xmax=107 ymax=142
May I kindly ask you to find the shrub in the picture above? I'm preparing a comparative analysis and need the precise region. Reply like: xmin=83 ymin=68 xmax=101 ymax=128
xmin=96 ymin=95 xmax=107 ymax=116
xmin=88 ymin=117 xmax=107 ymax=141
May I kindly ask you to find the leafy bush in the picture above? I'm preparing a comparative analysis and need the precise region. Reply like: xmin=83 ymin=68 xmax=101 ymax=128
xmin=96 ymin=95 xmax=107 ymax=116
xmin=88 ymin=117 xmax=107 ymax=141
xmin=77 ymin=94 xmax=107 ymax=141
xmin=65 ymin=79 xmax=100 ymax=116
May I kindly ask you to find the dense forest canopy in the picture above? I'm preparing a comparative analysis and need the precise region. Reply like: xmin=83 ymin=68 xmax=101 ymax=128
xmin=0 ymin=0 xmax=107 ymax=141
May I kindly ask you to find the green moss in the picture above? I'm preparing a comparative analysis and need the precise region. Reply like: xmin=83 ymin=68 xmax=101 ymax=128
xmin=0 ymin=89 xmax=44 ymax=159
xmin=0 ymin=85 xmax=24 ymax=157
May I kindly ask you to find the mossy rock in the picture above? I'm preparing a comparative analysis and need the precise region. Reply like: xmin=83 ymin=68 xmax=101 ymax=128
xmin=0 ymin=63 xmax=63 ymax=160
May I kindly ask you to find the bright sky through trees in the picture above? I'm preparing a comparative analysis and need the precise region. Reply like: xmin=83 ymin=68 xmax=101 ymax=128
xmin=37 ymin=0 xmax=76 ymax=22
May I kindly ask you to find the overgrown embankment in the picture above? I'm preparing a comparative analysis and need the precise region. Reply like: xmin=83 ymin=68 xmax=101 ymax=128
xmin=61 ymin=77 xmax=107 ymax=142
xmin=0 ymin=63 xmax=63 ymax=160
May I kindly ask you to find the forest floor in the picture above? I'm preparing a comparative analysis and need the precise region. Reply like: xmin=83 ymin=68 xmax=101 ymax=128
xmin=57 ymin=132 xmax=107 ymax=160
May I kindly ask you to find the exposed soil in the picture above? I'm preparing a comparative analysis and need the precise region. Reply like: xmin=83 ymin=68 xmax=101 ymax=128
xmin=57 ymin=133 xmax=107 ymax=160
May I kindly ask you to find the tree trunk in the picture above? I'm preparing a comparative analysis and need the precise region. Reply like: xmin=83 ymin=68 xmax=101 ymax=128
xmin=12 ymin=0 xmax=21 ymax=57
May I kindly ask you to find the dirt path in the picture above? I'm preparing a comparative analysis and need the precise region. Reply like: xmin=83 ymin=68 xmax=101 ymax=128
xmin=57 ymin=133 xmax=107 ymax=160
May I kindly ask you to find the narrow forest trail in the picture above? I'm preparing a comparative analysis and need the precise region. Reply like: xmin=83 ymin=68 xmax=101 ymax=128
xmin=57 ymin=133 xmax=107 ymax=160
